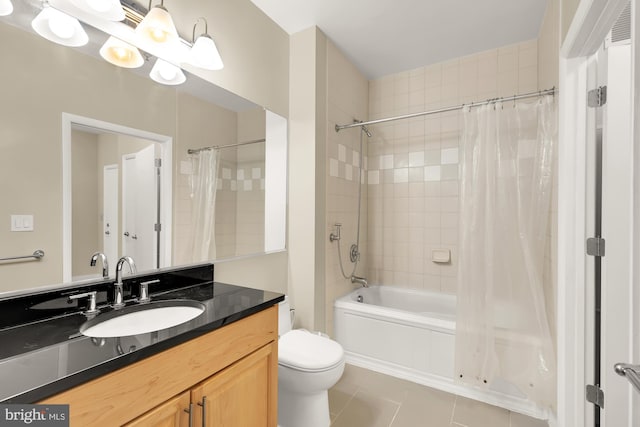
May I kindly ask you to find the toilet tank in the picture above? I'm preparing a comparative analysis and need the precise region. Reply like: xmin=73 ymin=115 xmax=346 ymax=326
xmin=278 ymin=296 xmax=292 ymax=336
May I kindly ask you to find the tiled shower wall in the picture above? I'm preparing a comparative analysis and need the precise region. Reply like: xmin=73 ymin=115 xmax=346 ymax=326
xmin=175 ymin=150 xmax=265 ymax=263
xmin=366 ymin=40 xmax=539 ymax=294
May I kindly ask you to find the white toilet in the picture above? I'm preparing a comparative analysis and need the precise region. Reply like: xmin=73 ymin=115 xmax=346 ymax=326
xmin=278 ymin=297 xmax=345 ymax=427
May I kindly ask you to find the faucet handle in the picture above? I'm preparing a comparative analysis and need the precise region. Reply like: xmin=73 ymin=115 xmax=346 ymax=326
xmin=138 ymin=279 xmax=160 ymax=303
xmin=68 ymin=291 xmax=99 ymax=316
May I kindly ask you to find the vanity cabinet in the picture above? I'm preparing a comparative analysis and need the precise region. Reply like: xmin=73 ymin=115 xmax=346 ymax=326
xmin=124 ymin=391 xmax=190 ymax=427
xmin=40 ymin=306 xmax=278 ymax=427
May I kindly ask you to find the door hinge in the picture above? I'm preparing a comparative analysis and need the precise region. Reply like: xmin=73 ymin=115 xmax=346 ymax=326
xmin=154 ymin=223 xmax=162 ymax=232
xmin=586 ymin=384 xmax=605 ymax=409
xmin=155 ymin=158 xmax=162 ymax=168
xmin=588 ymin=86 xmax=607 ymax=107
xmin=586 ymin=237 xmax=606 ymax=257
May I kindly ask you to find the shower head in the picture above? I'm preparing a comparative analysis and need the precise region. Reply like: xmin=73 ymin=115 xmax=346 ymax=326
xmin=352 ymin=119 xmax=373 ymax=137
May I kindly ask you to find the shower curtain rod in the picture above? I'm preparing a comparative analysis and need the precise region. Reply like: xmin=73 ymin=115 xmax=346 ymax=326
xmin=335 ymin=87 xmax=556 ymax=132
xmin=187 ymin=138 xmax=266 ymax=154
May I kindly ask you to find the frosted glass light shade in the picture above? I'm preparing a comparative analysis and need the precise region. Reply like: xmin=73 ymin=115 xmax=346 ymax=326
xmin=31 ymin=5 xmax=88 ymax=47
xmin=0 ymin=0 xmax=13 ymax=16
xmin=70 ymin=0 xmax=125 ymax=21
xmin=150 ymin=59 xmax=186 ymax=85
xmin=189 ymin=34 xmax=223 ymax=70
xmin=135 ymin=6 xmax=178 ymax=45
xmin=100 ymin=36 xmax=144 ymax=68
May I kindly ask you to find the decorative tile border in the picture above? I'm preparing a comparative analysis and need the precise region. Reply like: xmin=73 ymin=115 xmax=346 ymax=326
xmin=219 ymin=166 xmax=265 ymax=192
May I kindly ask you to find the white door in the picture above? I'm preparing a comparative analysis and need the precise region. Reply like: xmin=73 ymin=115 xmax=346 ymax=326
xmin=121 ymin=144 xmax=157 ymax=272
xmin=133 ymin=144 xmax=157 ymax=271
xmin=600 ymin=42 xmax=636 ymax=426
xmin=585 ymin=40 xmax=636 ymax=426
xmin=103 ymin=164 xmax=118 ymax=277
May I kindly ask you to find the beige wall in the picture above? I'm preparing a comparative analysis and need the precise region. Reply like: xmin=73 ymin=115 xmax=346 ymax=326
xmin=71 ymin=131 xmax=100 ymax=278
xmin=169 ymin=0 xmax=289 ymax=117
xmin=288 ymin=27 xmax=327 ymax=330
xmin=538 ymin=0 xmax=561 ymax=343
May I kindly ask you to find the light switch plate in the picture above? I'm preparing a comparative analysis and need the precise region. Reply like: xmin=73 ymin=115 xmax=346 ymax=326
xmin=11 ymin=215 xmax=34 ymax=232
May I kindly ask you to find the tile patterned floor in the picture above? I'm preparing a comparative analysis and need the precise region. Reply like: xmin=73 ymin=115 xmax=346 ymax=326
xmin=329 ymin=364 xmax=549 ymax=427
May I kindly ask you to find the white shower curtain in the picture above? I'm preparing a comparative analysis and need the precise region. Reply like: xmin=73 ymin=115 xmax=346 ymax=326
xmin=189 ymin=149 xmax=220 ymax=262
xmin=455 ymin=96 xmax=556 ymax=409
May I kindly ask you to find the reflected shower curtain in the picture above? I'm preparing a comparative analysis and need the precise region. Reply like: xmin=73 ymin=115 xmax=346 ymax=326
xmin=189 ymin=149 xmax=220 ymax=262
xmin=455 ymin=96 xmax=556 ymax=409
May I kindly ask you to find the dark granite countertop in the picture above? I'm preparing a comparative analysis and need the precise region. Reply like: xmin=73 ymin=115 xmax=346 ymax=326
xmin=0 ymin=264 xmax=284 ymax=403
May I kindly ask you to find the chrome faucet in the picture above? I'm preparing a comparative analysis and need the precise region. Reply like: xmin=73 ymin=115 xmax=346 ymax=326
xmin=113 ymin=256 xmax=137 ymax=309
xmin=90 ymin=252 xmax=109 ymax=278
xmin=351 ymin=275 xmax=368 ymax=288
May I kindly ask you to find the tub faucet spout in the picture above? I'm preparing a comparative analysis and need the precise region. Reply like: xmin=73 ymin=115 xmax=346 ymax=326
xmin=351 ymin=275 xmax=368 ymax=288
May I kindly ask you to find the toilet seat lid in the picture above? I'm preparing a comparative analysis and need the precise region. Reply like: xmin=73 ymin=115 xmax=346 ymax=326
xmin=279 ymin=330 xmax=344 ymax=372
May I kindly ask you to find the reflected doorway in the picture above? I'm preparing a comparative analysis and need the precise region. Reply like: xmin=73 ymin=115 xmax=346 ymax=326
xmin=63 ymin=114 xmax=172 ymax=282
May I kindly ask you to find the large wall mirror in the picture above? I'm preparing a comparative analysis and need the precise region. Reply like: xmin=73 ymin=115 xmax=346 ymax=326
xmin=0 ymin=0 xmax=287 ymax=294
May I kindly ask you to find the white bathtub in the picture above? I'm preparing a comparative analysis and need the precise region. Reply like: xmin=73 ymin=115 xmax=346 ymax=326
xmin=334 ymin=286 xmax=548 ymax=420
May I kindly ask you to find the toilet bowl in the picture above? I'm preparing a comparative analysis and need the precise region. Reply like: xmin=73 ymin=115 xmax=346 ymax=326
xmin=278 ymin=298 xmax=345 ymax=427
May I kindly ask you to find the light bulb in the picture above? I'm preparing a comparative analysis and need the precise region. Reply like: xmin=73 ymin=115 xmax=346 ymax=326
xmin=100 ymin=36 xmax=144 ymax=68
xmin=47 ymin=9 xmax=76 ymax=39
xmin=150 ymin=28 xmax=168 ymax=43
xmin=150 ymin=59 xmax=186 ymax=85
xmin=158 ymin=62 xmax=177 ymax=80
xmin=136 ymin=6 xmax=178 ymax=45
xmin=0 ymin=0 xmax=13 ymax=16
xmin=32 ymin=5 xmax=88 ymax=47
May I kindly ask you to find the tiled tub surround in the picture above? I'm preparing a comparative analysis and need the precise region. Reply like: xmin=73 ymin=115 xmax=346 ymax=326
xmin=0 ymin=264 xmax=283 ymax=402
xmin=365 ymin=39 xmax=540 ymax=294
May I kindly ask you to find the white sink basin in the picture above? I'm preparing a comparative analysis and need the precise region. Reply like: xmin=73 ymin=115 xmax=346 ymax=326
xmin=80 ymin=300 xmax=206 ymax=338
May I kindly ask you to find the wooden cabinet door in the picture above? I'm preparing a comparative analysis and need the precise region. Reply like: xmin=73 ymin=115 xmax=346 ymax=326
xmin=125 ymin=391 xmax=190 ymax=427
xmin=192 ymin=342 xmax=277 ymax=427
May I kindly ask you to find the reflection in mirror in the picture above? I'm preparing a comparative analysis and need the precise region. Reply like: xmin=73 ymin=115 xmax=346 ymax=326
xmin=0 ymin=3 xmax=288 ymax=294
xmin=68 ymin=117 xmax=173 ymax=281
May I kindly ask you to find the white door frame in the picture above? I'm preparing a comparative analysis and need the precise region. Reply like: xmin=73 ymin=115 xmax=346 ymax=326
xmin=62 ymin=113 xmax=173 ymax=282
xmin=558 ymin=0 xmax=636 ymax=425
xmin=103 ymin=164 xmax=119 ymax=277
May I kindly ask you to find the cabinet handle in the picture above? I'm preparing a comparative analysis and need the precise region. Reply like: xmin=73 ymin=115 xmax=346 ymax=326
xmin=184 ymin=403 xmax=194 ymax=427
xmin=197 ymin=396 xmax=207 ymax=427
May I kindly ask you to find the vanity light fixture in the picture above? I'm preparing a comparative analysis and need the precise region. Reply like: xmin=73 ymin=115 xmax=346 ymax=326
xmin=188 ymin=17 xmax=223 ymax=71
xmin=149 ymin=58 xmax=186 ymax=85
xmin=0 ymin=0 xmax=13 ymax=16
xmin=70 ymin=0 xmax=125 ymax=21
xmin=32 ymin=2 xmax=89 ymax=47
xmin=99 ymin=35 xmax=144 ymax=68
xmin=135 ymin=0 xmax=178 ymax=46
